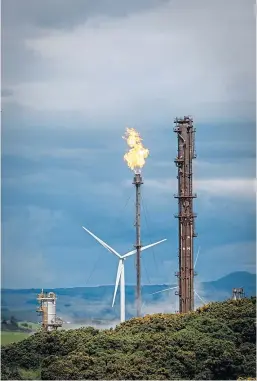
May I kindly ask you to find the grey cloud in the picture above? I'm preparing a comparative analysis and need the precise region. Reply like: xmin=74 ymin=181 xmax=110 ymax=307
xmin=2 ymin=0 xmax=255 ymax=120
xmin=4 ymin=0 xmax=255 ymax=121
xmin=1 ymin=29 xmax=43 ymax=85
xmin=2 ymin=0 xmax=165 ymax=30
xmin=2 ymin=0 xmax=163 ymax=85
xmin=1 ymin=88 xmax=13 ymax=97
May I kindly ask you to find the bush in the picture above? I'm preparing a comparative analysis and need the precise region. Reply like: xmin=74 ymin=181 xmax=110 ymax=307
xmin=1 ymin=298 xmax=256 ymax=380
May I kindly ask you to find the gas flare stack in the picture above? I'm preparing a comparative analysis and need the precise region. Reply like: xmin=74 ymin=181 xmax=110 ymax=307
xmin=133 ymin=170 xmax=143 ymax=317
xmin=123 ymin=128 xmax=149 ymax=317
xmin=174 ymin=116 xmax=197 ymax=313
xmin=36 ymin=289 xmax=63 ymax=332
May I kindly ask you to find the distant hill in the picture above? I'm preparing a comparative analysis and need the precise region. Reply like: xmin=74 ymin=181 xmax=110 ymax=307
xmin=203 ymin=271 xmax=256 ymax=290
xmin=1 ymin=271 xmax=255 ymax=323
xmin=202 ymin=271 xmax=256 ymax=299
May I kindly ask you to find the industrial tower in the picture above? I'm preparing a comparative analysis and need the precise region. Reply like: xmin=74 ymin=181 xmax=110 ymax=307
xmin=36 ymin=289 xmax=63 ymax=332
xmin=174 ymin=116 xmax=197 ymax=313
xmin=123 ymin=127 xmax=149 ymax=318
xmin=232 ymin=288 xmax=245 ymax=300
xmin=133 ymin=171 xmax=143 ymax=317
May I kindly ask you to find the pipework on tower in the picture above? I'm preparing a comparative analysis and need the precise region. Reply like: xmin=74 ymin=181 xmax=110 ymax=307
xmin=36 ymin=289 xmax=63 ymax=332
xmin=174 ymin=116 xmax=197 ymax=313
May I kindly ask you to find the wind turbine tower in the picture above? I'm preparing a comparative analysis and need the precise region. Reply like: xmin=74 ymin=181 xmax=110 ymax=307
xmin=174 ymin=116 xmax=197 ymax=313
xmin=82 ymin=227 xmax=166 ymax=322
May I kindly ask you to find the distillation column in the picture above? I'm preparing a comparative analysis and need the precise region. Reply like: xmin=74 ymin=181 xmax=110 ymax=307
xmin=36 ymin=290 xmax=63 ymax=332
xmin=174 ymin=116 xmax=197 ymax=313
xmin=232 ymin=288 xmax=245 ymax=300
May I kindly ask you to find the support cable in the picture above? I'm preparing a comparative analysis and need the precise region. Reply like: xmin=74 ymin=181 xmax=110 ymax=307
xmin=85 ymin=253 xmax=102 ymax=285
xmin=194 ymin=290 xmax=208 ymax=305
xmin=141 ymin=256 xmax=152 ymax=285
xmin=141 ymin=191 xmax=160 ymax=278
xmin=113 ymin=191 xmax=133 ymax=229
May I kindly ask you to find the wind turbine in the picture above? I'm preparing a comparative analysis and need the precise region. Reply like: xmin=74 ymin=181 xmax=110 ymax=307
xmin=149 ymin=246 xmax=208 ymax=307
xmin=82 ymin=226 xmax=167 ymax=323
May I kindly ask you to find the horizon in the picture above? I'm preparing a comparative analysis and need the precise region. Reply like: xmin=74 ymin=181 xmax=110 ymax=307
xmin=2 ymin=270 xmax=256 ymax=291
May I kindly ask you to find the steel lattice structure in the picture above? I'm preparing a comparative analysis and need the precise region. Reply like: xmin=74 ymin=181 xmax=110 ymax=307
xmin=174 ymin=116 xmax=197 ymax=313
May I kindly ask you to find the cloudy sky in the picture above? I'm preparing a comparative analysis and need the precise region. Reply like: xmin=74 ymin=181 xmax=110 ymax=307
xmin=1 ymin=0 xmax=256 ymax=289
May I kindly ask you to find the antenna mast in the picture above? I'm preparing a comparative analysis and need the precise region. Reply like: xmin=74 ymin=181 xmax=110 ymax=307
xmin=174 ymin=116 xmax=197 ymax=313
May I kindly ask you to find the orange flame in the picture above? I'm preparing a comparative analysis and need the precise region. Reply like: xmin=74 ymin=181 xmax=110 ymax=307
xmin=123 ymin=127 xmax=149 ymax=172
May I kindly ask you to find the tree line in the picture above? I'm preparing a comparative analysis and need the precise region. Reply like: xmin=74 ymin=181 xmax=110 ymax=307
xmin=1 ymin=316 xmax=32 ymax=333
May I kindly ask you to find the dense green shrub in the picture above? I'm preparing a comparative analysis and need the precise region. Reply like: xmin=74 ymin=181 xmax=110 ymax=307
xmin=1 ymin=298 xmax=256 ymax=380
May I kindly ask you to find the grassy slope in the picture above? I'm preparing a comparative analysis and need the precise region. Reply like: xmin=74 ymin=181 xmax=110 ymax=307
xmin=1 ymin=321 xmax=39 ymax=346
xmin=1 ymin=331 xmax=30 ymax=346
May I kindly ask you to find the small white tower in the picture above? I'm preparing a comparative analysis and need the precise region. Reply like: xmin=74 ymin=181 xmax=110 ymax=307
xmin=232 ymin=288 xmax=245 ymax=300
xmin=36 ymin=289 xmax=63 ymax=332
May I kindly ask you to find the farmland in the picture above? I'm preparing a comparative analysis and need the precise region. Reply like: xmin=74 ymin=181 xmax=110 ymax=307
xmin=1 ymin=320 xmax=39 ymax=346
xmin=1 ymin=331 xmax=30 ymax=346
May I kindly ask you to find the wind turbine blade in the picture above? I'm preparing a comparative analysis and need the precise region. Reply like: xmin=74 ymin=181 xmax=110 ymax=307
xmin=140 ymin=239 xmax=167 ymax=253
xmin=151 ymin=286 xmax=178 ymax=295
xmin=194 ymin=290 xmax=207 ymax=305
xmin=82 ymin=227 xmax=121 ymax=258
xmin=123 ymin=239 xmax=167 ymax=258
xmin=194 ymin=246 xmax=200 ymax=269
xmin=112 ymin=260 xmax=123 ymax=307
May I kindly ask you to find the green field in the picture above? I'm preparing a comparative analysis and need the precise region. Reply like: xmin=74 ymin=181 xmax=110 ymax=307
xmin=1 ymin=331 xmax=30 ymax=346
